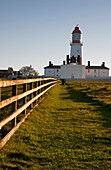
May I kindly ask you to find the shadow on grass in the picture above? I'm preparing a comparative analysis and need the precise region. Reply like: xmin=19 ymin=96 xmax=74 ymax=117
xmin=0 ymin=152 xmax=32 ymax=169
xmin=60 ymin=84 xmax=111 ymax=129
xmin=0 ymin=165 xmax=20 ymax=170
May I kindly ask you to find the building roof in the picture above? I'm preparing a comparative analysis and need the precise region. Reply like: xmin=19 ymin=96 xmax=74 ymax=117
xmin=0 ymin=69 xmax=8 ymax=73
xmin=44 ymin=65 xmax=61 ymax=69
xmin=86 ymin=66 xmax=109 ymax=70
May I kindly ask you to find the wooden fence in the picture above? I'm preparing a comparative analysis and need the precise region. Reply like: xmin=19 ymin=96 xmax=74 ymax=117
xmin=0 ymin=78 xmax=57 ymax=149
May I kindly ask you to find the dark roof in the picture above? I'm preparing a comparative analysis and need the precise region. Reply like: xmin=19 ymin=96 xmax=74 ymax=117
xmin=44 ymin=65 xmax=61 ymax=69
xmin=86 ymin=66 xmax=109 ymax=70
xmin=0 ymin=70 xmax=8 ymax=73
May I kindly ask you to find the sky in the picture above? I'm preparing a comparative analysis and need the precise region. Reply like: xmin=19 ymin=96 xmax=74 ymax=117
xmin=0 ymin=0 xmax=111 ymax=75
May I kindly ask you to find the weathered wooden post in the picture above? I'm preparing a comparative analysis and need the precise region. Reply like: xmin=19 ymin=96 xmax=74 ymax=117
xmin=12 ymin=84 xmax=17 ymax=127
xmin=34 ymin=81 xmax=38 ymax=106
xmin=38 ymin=80 xmax=41 ymax=103
xmin=0 ymin=86 xmax=1 ymax=102
xmin=23 ymin=83 xmax=27 ymax=115
xmin=30 ymin=82 xmax=33 ymax=109
xmin=0 ymin=86 xmax=1 ymax=139
xmin=61 ymin=79 xmax=65 ymax=85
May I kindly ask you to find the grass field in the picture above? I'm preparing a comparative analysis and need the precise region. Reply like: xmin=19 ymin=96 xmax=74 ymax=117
xmin=0 ymin=81 xmax=111 ymax=169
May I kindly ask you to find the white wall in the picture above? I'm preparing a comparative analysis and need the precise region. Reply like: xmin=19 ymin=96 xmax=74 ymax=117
xmin=44 ymin=66 xmax=109 ymax=79
xmin=60 ymin=64 xmax=85 ymax=79
xmin=85 ymin=69 xmax=109 ymax=78
xmin=44 ymin=68 xmax=61 ymax=78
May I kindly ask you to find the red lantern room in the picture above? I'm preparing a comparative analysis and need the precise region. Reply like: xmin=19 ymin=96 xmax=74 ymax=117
xmin=72 ymin=25 xmax=81 ymax=43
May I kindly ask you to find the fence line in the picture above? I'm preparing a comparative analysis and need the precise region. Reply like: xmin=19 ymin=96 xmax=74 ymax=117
xmin=0 ymin=78 xmax=57 ymax=149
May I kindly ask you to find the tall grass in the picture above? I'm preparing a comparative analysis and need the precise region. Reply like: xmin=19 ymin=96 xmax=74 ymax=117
xmin=0 ymin=81 xmax=111 ymax=169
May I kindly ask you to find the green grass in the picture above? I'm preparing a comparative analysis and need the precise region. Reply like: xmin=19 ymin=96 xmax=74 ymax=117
xmin=0 ymin=81 xmax=111 ymax=169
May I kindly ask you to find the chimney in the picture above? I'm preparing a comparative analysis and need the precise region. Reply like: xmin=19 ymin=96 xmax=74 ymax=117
xmin=49 ymin=61 xmax=53 ymax=66
xmin=66 ymin=55 xmax=69 ymax=64
xmin=101 ymin=62 xmax=105 ymax=67
xmin=71 ymin=56 xmax=74 ymax=63
xmin=63 ymin=60 xmax=65 ymax=65
xmin=49 ymin=61 xmax=51 ymax=66
xmin=88 ymin=61 xmax=90 ymax=66
xmin=77 ymin=55 xmax=81 ymax=65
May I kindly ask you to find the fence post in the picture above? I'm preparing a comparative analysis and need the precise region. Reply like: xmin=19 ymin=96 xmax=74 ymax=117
xmin=0 ymin=86 xmax=1 ymax=102
xmin=34 ymin=81 xmax=38 ymax=106
xmin=0 ymin=87 xmax=1 ymax=139
xmin=23 ymin=83 xmax=27 ymax=115
xmin=36 ymin=80 xmax=39 ymax=104
xmin=0 ymin=87 xmax=1 ymax=115
xmin=30 ymin=82 xmax=33 ymax=109
xmin=39 ymin=80 xmax=42 ymax=102
xmin=12 ymin=85 xmax=17 ymax=127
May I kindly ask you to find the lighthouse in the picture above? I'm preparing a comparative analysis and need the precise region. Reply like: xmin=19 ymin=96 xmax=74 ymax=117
xmin=60 ymin=25 xmax=85 ymax=79
xmin=44 ymin=24 xmax=110 ymax=79
xmin=70 ymin=25 xmax=82 ymax=65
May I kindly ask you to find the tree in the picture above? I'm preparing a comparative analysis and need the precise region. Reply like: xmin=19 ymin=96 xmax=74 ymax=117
xmin=19 ymin=65 xmax=39 ymax=77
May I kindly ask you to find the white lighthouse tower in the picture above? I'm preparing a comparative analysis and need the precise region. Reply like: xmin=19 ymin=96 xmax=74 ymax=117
xmin=70 ymin=25 xmax=82 ymax=65
xmin=60 ymin=25 xmax=85 ymax=79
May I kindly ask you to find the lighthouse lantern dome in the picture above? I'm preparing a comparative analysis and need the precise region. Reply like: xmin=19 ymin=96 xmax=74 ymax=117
xmin=72 ymin=25 xmax=81 ymax=34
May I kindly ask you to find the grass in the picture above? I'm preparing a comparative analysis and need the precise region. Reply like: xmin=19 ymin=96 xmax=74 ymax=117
xmin=0 ymin=81 xmax=111 ymax=169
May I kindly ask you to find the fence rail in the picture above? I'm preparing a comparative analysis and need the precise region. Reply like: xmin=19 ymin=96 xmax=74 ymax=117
xmin=0 ymin=78 xmax=57 ymax=149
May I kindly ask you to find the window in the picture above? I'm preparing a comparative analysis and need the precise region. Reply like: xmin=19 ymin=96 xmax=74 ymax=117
xmin=88 ymin=69 xmax=90 ymax=73
xmin=94 ymin=70 xmax=96 ymax=73
xmin=57 ymin=69 xmax=59 ymax=72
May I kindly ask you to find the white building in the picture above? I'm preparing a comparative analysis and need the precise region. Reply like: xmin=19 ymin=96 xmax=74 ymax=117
xmin=60 ymin=64 xmax=85 ymax=79
xmin=44 ymin=25 xmax=109 ymax=79
xmin=44 ymin=61 xmax=61 ymax=78
xmin=86 ymin=61 xmax=109 ymax=78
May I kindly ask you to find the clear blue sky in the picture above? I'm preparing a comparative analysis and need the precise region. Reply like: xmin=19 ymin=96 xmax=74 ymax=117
xmin=0 ymin=0 xmax=111 ymax=75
